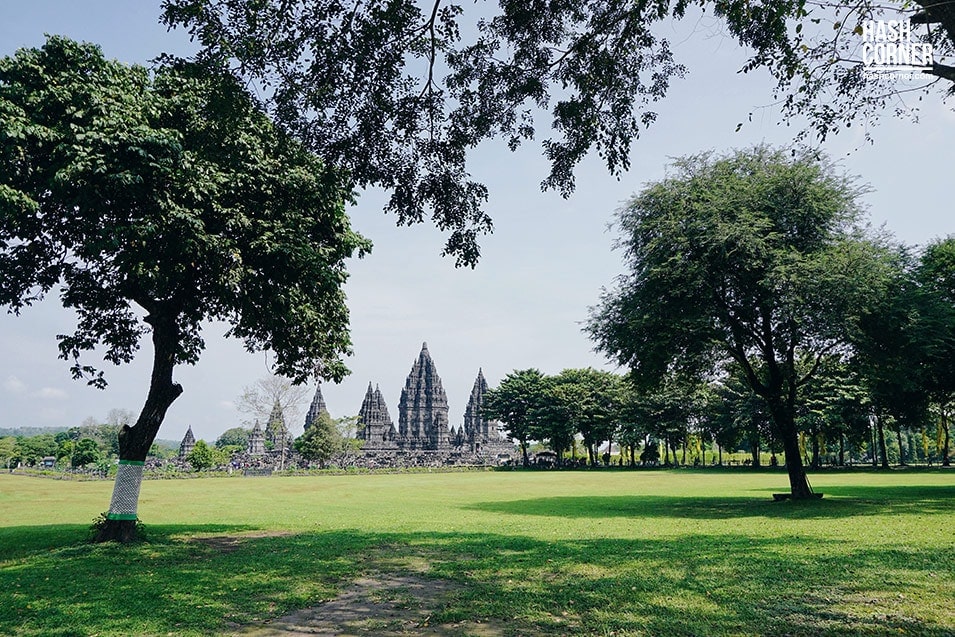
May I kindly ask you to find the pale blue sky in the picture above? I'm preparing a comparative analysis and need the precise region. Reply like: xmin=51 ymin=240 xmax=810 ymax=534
xmin=1 ymin=2 xmax=951 ymax=443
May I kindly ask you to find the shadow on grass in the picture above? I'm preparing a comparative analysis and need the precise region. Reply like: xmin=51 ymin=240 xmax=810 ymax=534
xmin=464 ymin=484 xmax=955 ymax=521
xmin=1 ymin=520 xmax=952 ymax=636
xmin=0 ymin=522 xmax=265 ymax=563
xmin=0 ymin=524 xmax=93 ymax=562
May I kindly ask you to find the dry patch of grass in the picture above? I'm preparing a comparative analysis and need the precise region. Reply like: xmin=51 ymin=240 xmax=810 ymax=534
xmin=189 ymin=531 xmax=294 ymax=554
xmin=233 ymin=573 xmax=507 ymax=637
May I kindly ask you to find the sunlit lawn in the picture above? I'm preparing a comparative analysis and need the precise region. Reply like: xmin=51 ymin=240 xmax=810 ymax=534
xmin=0 ymin=468 xmax=952 ymax=635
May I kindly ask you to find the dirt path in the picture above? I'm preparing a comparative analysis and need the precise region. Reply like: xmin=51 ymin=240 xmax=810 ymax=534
xmin=188 ymin=533 xmax=508 ymax=636
xmin=230 ymin=573 xmax=506 ymax=637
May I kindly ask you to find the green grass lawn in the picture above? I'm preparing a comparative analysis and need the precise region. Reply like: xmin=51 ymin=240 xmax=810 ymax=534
xmin=0 ymin=468 xmax=952 ymax=636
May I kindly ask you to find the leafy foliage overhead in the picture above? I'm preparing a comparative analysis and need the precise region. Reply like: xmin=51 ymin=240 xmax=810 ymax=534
xmin=0 ymin=36 xmax=370 ymax=388
xmin=161 ymin=0 xmax=955 ymax=267
xmin=161 ymin=0 xmax=686 ymax=266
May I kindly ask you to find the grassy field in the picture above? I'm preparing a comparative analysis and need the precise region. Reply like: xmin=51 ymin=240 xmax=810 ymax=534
xmin=0 ymin=468 xmax=952 ymax=636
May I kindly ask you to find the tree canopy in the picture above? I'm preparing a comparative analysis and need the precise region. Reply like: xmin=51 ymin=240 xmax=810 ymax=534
xmin=483 ymin=368 xmax=546 ymax=467
xmin=186 ymin=439 xmax=216 ymax=471
xmin=0 ymin=36 xmax=369 ymax=540
xmin=588 ymin=146 xmax=890 ymax=498
xmin=156 ymin=0 xmax=955 ymax=268
xmin=294 ymin=411 xmax=348 ymax=466
xmin=215 ymin=427 xmax=251 ymax=449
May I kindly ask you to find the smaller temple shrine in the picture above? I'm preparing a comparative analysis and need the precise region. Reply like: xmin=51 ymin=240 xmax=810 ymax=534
xmin=357 ymin=383 xmax=397 ymax=448
xmin=247 ymin=420 xmax=266 ymax=455
xmin=178 ymin=426 xmax=195 ymax=461
xmin=457 ymin=369 xmax=500 ymax=453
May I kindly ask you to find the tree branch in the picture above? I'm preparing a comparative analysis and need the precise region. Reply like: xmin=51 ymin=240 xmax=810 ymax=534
xmin=925 ymin=62 xmax=955 ymax=83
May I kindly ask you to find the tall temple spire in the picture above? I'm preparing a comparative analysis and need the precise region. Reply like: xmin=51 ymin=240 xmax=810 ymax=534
xmin=265 ymin=400 xmax=289 ymax=449
xmin=304 ymin=383 xmax=330 ymax=430
xmin=398 ymin=342 xmax=450 ymax=450
xmin=463 ymin=368 xmax=491 ymax=442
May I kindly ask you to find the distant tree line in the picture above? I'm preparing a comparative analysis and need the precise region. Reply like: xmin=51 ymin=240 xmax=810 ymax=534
xmin=0 ymin=409 xmax=179 ymax=471
xmin=0 ymin=375 xmax=362 ymax=474
xmin=485 ymin=357 xmax=952 ymax=471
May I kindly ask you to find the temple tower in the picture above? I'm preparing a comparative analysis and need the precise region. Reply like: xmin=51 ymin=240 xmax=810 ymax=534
xmin=463 ymin=369 xmax=486 ymax=441
xmin=304 ymin=383 xmax=330 ymax=430
xmin=398 ymin=342 xmax=450 ymax=450
xmin=463 ymin=369 xmax=496 ymax=446
xmin=265 ymin=400 xmax=289 ymax=449
xmin=248 ymin=420 xmax=265 ymax=455
xmin=357 ymin=383 xmax=397 ymax=447
xmin=178 ymin=426 xmax=196 ymax=461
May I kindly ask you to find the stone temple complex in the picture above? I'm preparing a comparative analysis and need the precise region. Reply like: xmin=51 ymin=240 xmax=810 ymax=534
xmin=176 ymin=342 xmax=513 ymax=470
xmin=346 ymin=342 xmax=512 ymax=466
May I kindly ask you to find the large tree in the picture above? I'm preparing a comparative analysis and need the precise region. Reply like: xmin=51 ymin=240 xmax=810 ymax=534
xmin=588 ymin=147 xmax=889 ymax=499
xmin=918 ymin=237 xmax=955 ymax=465
xmin=0 ymin=37 xmax=369 ymax=541
xmin=531 ymin=377 xmax=579 ymax=466
xmin=157 ymin=0 xmax=954 ymax=264
xmin=533 ymin=369 xmax=623 ymax=466
xmin=853 ymin=240 xmax=955 ymax=466
xmin=294 ymin=410 xmax=355 ymax=467
xmin=548 ymin=368 xmax=623 ymax=467
xmin=483 ymin=368 xmax=546 ymax=467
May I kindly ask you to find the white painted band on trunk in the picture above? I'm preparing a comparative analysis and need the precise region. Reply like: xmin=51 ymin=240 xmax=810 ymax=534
xmin=107 ymin=462 xmax=144 ymax=518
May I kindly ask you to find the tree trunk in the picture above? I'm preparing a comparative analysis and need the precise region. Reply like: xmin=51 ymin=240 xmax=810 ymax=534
xmin=870 ymin=417 xmax=878 ymax=467
xmin=520 ymin=439 xmax=529 ymax=467
xmin=838 ymin=434 xmax=845 ymax=467
xmin=810 ymin=427 xmax=820 ymax=469
xmin=876 ymin=415 xmax=890 ymax=469
xmin=943 ymin=409 xmax=951 ymax=467
xmin=895 ymin=427 xmax=906 ymax=466
xmin=767 ymin=398 xmax=813 ymax=499
xmin=95 ymin=313 xmax=183 ymax=543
